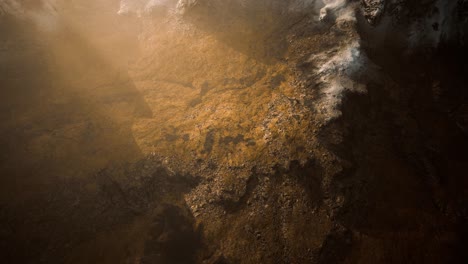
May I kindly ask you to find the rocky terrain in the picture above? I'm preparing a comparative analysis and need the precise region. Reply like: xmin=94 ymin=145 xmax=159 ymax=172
xmin=0 ymin=0 xmax=467 ymax=263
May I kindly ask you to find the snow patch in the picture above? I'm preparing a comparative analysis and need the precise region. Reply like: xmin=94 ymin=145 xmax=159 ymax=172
xmin=312 ymin=41 xmax=369 ymax=119
xmin=319 ymin=0 xmax=357 ymax=22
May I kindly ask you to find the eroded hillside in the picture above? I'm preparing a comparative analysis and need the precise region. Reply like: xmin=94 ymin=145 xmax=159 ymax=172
xmin=0 ymin=0 xmax=467 ymax=263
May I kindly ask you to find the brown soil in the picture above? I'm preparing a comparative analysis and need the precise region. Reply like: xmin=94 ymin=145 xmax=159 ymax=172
xmin=0 ymin=1 xmax=467 ymax=263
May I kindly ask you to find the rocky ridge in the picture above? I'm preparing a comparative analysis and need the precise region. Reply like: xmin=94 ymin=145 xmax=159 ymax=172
xmin=0 ymin=0 xmax=467 ymax=263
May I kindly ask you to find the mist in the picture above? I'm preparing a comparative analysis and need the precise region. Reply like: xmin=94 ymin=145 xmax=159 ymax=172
xmin=1 ymin=1 xmax=467 ymax=263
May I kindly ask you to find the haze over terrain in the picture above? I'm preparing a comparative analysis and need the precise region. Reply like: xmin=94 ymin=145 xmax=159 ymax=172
xmin=0 ymin=0 xmax=467 ymax=263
